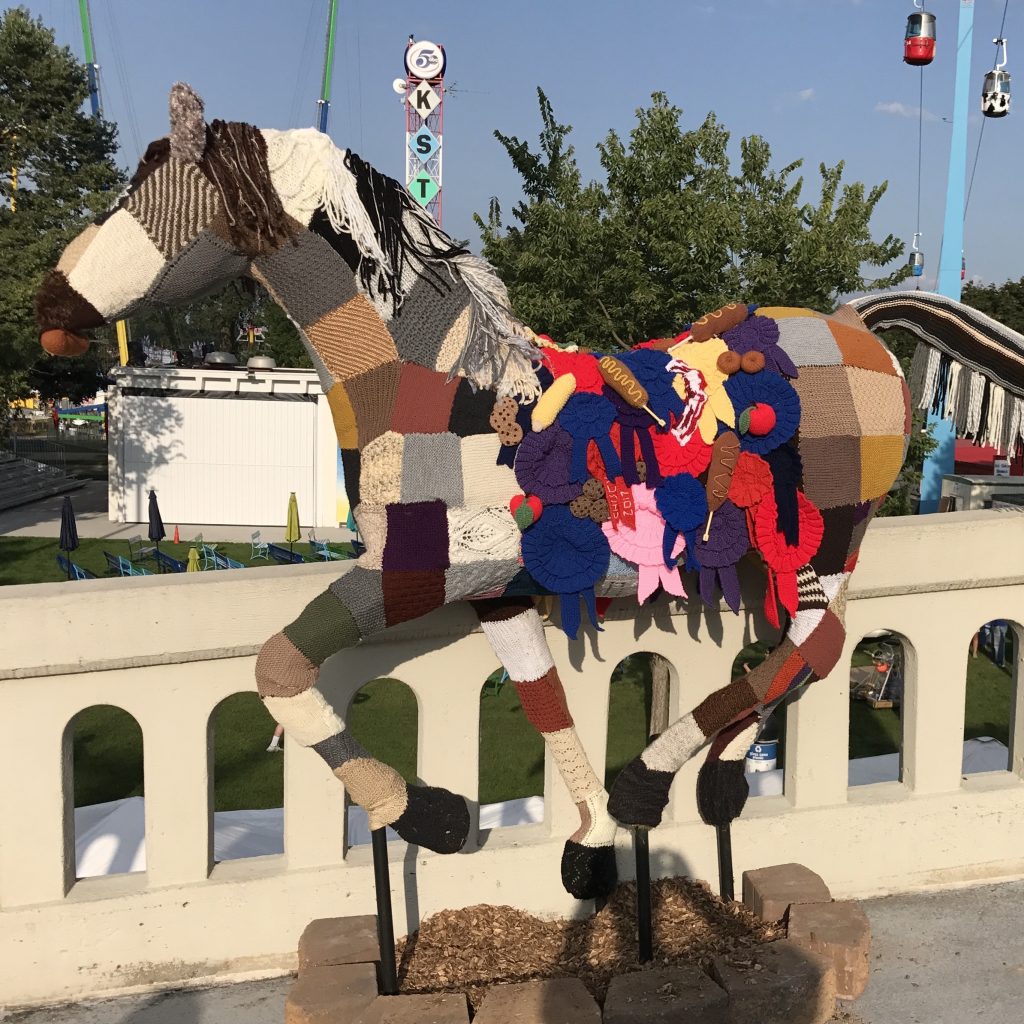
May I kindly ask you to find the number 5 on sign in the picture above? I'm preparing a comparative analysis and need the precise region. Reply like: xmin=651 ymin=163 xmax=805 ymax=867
xmin=408 ymin=172 xmax=440 ymax=207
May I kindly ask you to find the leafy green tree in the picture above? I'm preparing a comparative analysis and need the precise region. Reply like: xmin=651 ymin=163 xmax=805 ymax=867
xmin=962 ymin=277 xmax=1024 ymax=335
xmin=0 ymin=7 xmax=123 ymax=430
xmin=477 ymin=90 xmax=909 ymax=348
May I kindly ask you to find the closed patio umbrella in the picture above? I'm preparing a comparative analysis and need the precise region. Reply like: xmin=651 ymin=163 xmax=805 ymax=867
xmin=59 ymin=495 xmax=79 ymax=579
xmin=285 ymin=492 xmax=300 ymax=554
xmin=148 ymin=490 xmax=166 ymax=562
xmin=186 ymin=547 xmax=200 ymax=572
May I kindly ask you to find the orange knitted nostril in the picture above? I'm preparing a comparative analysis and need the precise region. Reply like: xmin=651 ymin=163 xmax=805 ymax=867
xmin=40 ymin=329 xmax=90 ymax=357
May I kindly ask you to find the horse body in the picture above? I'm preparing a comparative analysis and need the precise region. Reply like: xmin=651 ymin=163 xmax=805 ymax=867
xmin=35 ymin=85 xmax=910 ymax=901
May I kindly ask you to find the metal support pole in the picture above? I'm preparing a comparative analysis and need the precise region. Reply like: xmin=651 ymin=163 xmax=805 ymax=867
xmin=371 ymin=828 xmax=398 ymax=995
xmin=715 ymin=824 xmax=734 ymax=902
xmin=633 ymin=828 xmax=653 ymax=964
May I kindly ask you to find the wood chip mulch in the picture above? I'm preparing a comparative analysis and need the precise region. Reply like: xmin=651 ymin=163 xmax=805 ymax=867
xmin=396 ymin=876 xmax=784 ymax=1010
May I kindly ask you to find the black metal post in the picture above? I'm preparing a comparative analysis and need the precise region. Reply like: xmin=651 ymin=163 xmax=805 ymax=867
xmin=716 ymin=824 xmax=734 ymax=902
xmin=633 ymin=828 xmax=653 ymax=964
xmin=371 ymin=828 xmax=399 ymax=995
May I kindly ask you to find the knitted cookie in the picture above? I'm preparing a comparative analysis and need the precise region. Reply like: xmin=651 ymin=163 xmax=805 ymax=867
xmin=490 ymin=396 xmax=523 ymax=446
xmin=570 ymin=478 xmax=610 ymax=523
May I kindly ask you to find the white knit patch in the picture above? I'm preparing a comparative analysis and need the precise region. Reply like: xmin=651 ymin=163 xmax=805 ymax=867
xmin=262 ymin=128 xmax=331 ymax=228
xmin=642 ymin=713 xmax=705 ymax=774
xmin=447 ymin=506 xmax=521 ymax=565
xmin=57 ymin=224 xmax=99 ymax=276
xmin=819 ymin=572 xmax=849 ymax=602
xmin=480 ymin=608 xmax=554 ymax=682
xmin=577 ymin=790 xmax=618 ymax=848
xmin=460 ymin=435 xmax=519 ymax=507
xmin=788 ymin=607 xmax=827 ymax=647
xmin=68 ymin=209 xmax=165 ymax=319
xmin=720 ymin=718 xmax=761 ymax=762
xmin=264 ymin=689 xmax=342 ymax=747
xmin=546 ymin=727 xmax=602 ymax=804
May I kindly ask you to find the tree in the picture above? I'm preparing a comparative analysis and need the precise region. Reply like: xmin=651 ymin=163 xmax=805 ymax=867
xmin=477 ymin=90 xmax=909 ymax=348
xmin=962 ymin=277 xmax=1024 ymax=335
xmin=0 ymin=8 xmax=123 ymax=431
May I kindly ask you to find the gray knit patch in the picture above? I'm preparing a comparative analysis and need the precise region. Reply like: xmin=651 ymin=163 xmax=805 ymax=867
xmin=776 ymin=317 xmax=842 ymax=369
xmin=254 ymin=231 xmax=357 ymax=329
xmin=597 ymin=553 xmax=640 ymax=598
xmin=401 ymin=432 xmax=464 ymax=505
xmin=445 ymin=559 xmax=520 ymax=603
xmin=312 ymin=730 xmax=370 ymax=769
xmin=329 ymin=566 xmax=386 ymax=640
xmin=147 ymin=232 xmax=247 ymax=306
xmin=390 ymin=276 xmax=472 ymax=369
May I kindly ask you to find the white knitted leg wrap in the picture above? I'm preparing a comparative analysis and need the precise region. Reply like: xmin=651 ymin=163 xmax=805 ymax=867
xmin=263 ymin=689 xmax=343 ymax=747
xmin=480 ymin=608 xmax=554 ymax=681
xmin=641 ymin=713 xmax=706 ymax=774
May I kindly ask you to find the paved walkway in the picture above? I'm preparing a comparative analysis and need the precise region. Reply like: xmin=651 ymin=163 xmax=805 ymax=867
xmin=0 ymin=483 xmax=354 ymax=544
xmin=9 ymin=881 xmax=1023 ymax=1023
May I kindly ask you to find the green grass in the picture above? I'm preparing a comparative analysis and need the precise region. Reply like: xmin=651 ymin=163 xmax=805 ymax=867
xmin=0 ymin=536 xmax=357 ymax=587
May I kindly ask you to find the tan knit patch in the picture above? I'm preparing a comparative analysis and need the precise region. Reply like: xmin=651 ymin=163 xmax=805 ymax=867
xmin=307 ymin=294 xmax=399 ymax=382
xmin=345 ymin=361 xmax=402 ymax=449
xmin=546 ymin=727 xmax=602 ymax=804
xmin=755 ymin=306 xmax=825 ymax=320
xmin=353 ymin=503 xmax=387 ymax=569
xmin=326 ymin=383 xmax=358 ymax=448
xmin=255 ymin=631 xmax=318 ymax=698
xmin=847 ymin=367 xmax=908 ymax=437
xmin=359 ymin=431 xmax=404 ymax=504
xmin=127 ymin=160 xmax=220 ymax=259
xmin=335 ymin=758 xmax=408 ymax=832
xmin=460 ymin=434 xmax=519 ymax=506
xmin=57 ymin=224 xmax=100 ymax=275
xmin=860 ymin=434 xmax=905 ymax=501
xmin=791 ymin=366 xmax=858 ymax=440
xmin=434 ymin=305 xmax=471 ymax=376
xmin=831 ymin=321 xmax=899 ymax=375
xmin=829 ymin=305 xmax=868 ymax=330
xmin=263 ymin=689 xmax=341 ymax=746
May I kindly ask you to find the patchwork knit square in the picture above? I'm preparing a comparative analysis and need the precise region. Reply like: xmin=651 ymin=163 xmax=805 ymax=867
xmin=775 ymin=317 xmax=843 ymax=369
xmin=859 ymin=434 xmax=904 ymax=501
xmin=345 ymin=361 xmax=402 ymax=449
xmin=460 ymin=434 xmax=519 ymax=507
xmin=390 ymin=362 xmax=460 ymax=434
xmin=329 ymin=566 xmax=386 ymax=640
xmin=382 ymin=569 xmax=447 ymax=626
xmin=353 ymin=503 xmax=387 ymax=569
xmin=307 ymin=293 xmax=399 ymax=381
xmin=434 ymin=306 xmax=471 ymax=376
xmin=795 ymin=565 xmax=830 ymax=611
xmin=811 ymin=505 xmax=856 ymax=576
xmin=694 ymin=675 xmax=759 ymax=734
xmin=792 ymin=366 xmax=859 ymax=439
xmin=444 ymin=559 xmax=520 ymax=603
xmin=763 ymin=646 xmax=807 ymax=702
xmin=358 ymin=432 xmax=404 ymax=505
xmin=383 ymin=501 xmax=450 ymax=572
xmin=449 ymin=379 xmax=498 ymax=437
xmin=799 ymin=610 xmax=846 ymax=679
xmin=341 ymin=447 xmax=361 ymax=509
xmin=848 ymin=368 xmax=909 ymax=437
xmin=389 ymin=276 xmax=472 ymax=369
xmin=401 ymin=433 xmax=464 ymax=505
xmin=327 ymin=384 xmax=358 ymax=449
xmin=254 ymin=231 xmax=357 ymax=329
xmin=847 ymin=498 xmax=879 ymax=558
xmin=447 ymin=507 xmax=521 ymax=565
xmin=283 ymin=592 xmax=360 ymax=667
xmin=788 ymin=606 xmax=827 ymax=647
xmin=798 ymin=435 xmax=861 ymax=509
xmin=127 ymin=159 xmax=220 ymax=259
xmin=148 ymin=232 xmax=247 ymax=306
xmin=755 ymin=307 xmax=826 ymax=321
xmin=831 ymin=322 xmax=899 ymax=375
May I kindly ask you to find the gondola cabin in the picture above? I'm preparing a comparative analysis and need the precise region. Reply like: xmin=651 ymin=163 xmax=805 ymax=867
xmin=982 ymin=68 xmax=1011 ymax=118
xmin=905 ymin=10 xmax=937 ymax=66
xmin=909 ymin=250 xmax=925 ymax=278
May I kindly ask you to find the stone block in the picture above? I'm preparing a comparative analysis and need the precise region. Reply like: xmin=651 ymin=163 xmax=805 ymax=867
xmin=358 ymin=991 xmax=469 ymax=1023
xmin=787 ymin=900 xmax=871 ymax=1000
xmin=298 ymin=915 xmax=380 ymax=972
xmin=711 ymin=939 xmax=836 ymax=1024
xmin=603 ymin=965 xmax=729 ymax=1024
xmin=286 ymin=963 xmax=379 ymax=1024
xmin=742 ymin=863 xmax=832 ymax=923
xmin=474 ymin=977 xmax=600 ymax=1023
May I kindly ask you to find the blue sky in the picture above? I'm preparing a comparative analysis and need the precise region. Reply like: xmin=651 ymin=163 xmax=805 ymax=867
xmin=24 ymin=0 xmax=1023 ymax=291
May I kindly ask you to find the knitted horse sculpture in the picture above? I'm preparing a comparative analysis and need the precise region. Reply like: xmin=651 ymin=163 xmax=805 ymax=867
xmin=36 ymin=85 xmax=910 ymax=901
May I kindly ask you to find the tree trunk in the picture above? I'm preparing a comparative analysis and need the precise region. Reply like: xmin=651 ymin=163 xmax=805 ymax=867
xmin=648 ymin=653 xmax=671 ymax=739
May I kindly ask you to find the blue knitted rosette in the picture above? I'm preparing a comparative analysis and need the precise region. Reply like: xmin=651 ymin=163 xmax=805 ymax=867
xmin=654 ymin=473 xmax=708 ymax=572
xmin=723 ymin=370 xmax=801 ymax=455
xmin=521 ymin=504 xmax=610 ymax=639
xmin=559 ymin=392 xmax=622 ymax=483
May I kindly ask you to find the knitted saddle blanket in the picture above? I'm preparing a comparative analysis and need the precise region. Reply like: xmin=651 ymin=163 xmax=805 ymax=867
xmin=499 ymin=302 xmax=908 ymax=639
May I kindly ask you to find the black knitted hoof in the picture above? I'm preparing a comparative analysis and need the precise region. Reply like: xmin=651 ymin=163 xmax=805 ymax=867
xmin=607 ymin=757 xmax=674 ymax=828
xmin=696 ymin=758 xmax=750 ymax=827
xmin=561 ymin=841 xmax=618 ymax=900
xmin=391 ymin=784 xmax=470 ymax=854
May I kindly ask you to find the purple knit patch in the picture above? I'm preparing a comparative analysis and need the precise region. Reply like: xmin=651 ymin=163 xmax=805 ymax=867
xmin=383 ymin=500 xmax=450 ymax=572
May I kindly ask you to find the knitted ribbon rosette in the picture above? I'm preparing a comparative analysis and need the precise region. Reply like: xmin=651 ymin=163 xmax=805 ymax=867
xmin=654 ymin=473 xmax=709 ymax=574
xmin=723 ymin=314 xmax=799 ymax=379
xmin=601 ymin=484 xmax=686 ymax=604
xmin=541 ymin=348 xmax=605 ymax=394
xmin=559 ymin=392 xmax=623 ymax=484
xmin=514 ymin=421 xmax=584 ymax=505
xmin=753 ymin=491 xmax=825 ymax=628
xmin=723 ymin=370 xmax=801 ymax=456
xmin=692 ymin=499 xmax=749 ymax=614
xmin=522 ymin=504 xmax=610 ymax=639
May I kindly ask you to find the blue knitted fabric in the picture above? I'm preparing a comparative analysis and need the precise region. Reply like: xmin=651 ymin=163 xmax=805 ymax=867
xmin=559 ymin=392 xmax=622 ymax=483
xmin=655 ymin=474 xmax=708 ymax=570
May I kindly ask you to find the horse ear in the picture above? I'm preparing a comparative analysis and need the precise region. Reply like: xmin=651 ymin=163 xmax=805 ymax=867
xmin=169 ymin=82 xmax=207 ymax=161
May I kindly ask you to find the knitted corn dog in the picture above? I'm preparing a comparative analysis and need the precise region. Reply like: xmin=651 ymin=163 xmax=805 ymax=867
xmin=703 ymin=430 xmax=740 ymax=540
xmin=531 ymin=372 xmax=577 ymax=430
xmin=598 ymin=356 xmax=666 ymax=427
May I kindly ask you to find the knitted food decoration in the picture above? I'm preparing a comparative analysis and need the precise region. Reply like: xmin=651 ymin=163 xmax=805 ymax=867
xmin=598 ymin=355 xmax=665 ymax=427
xmin=723 ymin=371 xmax=800 ymax=455
xmin=532 ymin=373 xmax=577 ymax=431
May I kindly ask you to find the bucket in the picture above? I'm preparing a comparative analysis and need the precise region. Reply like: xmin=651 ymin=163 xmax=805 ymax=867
xmin=745 ymin=739 xmax=778 ymax=773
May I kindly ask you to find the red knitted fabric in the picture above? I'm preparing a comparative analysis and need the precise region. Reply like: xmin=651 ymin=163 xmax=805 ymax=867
xmin=390 ymin=362 xmax=460 ymax=434
xmin=515 ymin=666 xmax=574 ymax=733
xmin=382 ymin=569 xmax=446 ymax=627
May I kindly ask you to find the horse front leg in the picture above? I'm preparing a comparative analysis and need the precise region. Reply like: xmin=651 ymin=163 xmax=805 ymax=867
xmin=473 ymin=597 xmax=619 ymax=900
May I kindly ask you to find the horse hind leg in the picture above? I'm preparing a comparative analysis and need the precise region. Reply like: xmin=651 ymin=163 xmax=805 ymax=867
xmin=474 ymin=597 xmax=618 ymax=900
xmin=256 ymin=564 xmax=470 ymax=854
xmin=609 ymin=566 xmax=849 ymax=828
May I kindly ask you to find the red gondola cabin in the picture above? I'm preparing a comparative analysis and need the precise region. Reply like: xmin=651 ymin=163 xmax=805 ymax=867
xmin=905 ymin=10 xmax=937 ymax=66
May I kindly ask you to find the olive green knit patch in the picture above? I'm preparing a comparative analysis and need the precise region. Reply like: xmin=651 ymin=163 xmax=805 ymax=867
xmin=284 ymin=590 xmax=360 ymax=666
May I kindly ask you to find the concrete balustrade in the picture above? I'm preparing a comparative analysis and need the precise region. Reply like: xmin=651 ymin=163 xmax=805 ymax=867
xmin=1 ymin=510 xmax=1023 ymax=1007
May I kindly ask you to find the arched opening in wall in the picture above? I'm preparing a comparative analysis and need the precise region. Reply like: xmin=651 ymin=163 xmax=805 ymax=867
xmin=848 ymin=630 xmax=907 ymax=786
xmin=209 ymin=693 xmax=284 ymax=862
xmin=478 ymin=667 xmax=545 ymax=830
xmin=69 ymin=705 xmax=144 ymax=879
xmin=346 ymin=678 xmax=418 ymax=846
xmin=962 ymin=619 xmax=1017 ymax=776
xmin=730 ymin=643 xmax=786 ymax=799
xmin=606 ymin=654 xmax=675 ymax=790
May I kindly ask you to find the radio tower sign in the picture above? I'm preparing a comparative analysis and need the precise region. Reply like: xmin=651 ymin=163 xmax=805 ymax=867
xmin=403 ymin=37 xmax=446 ymax=225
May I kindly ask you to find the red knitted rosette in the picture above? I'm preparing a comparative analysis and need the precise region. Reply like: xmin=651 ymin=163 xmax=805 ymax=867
xmin=651 ymin=427 xmax=712 ymax=476
xmin=541 ymin=349 xmax=605 ymax=394
xmin=754 ymin=491 xmax=824 ymax=627
xmin=728 ymin=452 xmax=773 ymax=508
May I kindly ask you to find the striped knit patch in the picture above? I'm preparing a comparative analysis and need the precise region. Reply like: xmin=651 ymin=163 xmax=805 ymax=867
xmin=127 ymin=160 xmax=220 ymax=259
xmin=795 ymin=565 xmax=829 ymax=611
